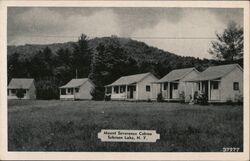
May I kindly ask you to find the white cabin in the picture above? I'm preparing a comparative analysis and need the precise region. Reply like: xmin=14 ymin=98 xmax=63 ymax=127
xmin=105 ymin=72 xmax=159 ymax=101
xmin=59 ymin=78 xmax=95 ymax=100
xmin=186 ymin=64 xmax=243 ymax=103
xmin=8 ymin=78 xmax=36 ymax=99
xmin=153 ymin=68 xmax=200 ymax=102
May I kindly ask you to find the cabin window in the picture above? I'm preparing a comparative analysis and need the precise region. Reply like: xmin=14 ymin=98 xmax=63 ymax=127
xmin=114 ymin=86 xmax=119 ymax=94
xmin=61 ymin=89 xmax=66 ymax=95
xmin=75 ymin=88 xmax=79 ymax=93
xmin=11 ymin=89 xmax=16 ymax=94
xmin=106 ymin=87 xmax=112 ymax=94
xmin=146 ymin=85 xmax=151 ymax=92
xmin=173 ymin=83 xmax=178 ymax=90
xmin=67 ymin=88 xmax=73 ymax=94
xmin=23 ymin=89 xmax=27 ymax=94
xmin=233 ymin=82 xmax=239 ymax=90
xmin=212 ymin=81 xmax=219 ymax=90
xmin=163 ymin=83 xmax=168 ymax=90
xmin=120 ymin=86 xmax=126 ymax=93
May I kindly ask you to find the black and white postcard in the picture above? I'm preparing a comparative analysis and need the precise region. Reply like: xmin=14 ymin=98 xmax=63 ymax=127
xmin=0 ymin=1 xmax=249 ymax=160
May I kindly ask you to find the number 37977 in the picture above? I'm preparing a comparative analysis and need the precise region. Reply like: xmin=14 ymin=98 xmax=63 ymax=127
xmin=223 ymin=147 xmax=240 ymax=152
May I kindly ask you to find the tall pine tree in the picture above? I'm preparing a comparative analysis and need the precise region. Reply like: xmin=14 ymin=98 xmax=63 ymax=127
xmin=72 ymin=34 xmax=92 ymax=78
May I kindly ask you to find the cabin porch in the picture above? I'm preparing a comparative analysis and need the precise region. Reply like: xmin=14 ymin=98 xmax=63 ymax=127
xmin=154 ymin=81 xmax=181 ymax=101
xmin=7 ymin=88 xmax=29 ymax=99
xmin=191 ymin=80 xmax=222 ymax=102
xmin=105 ymin=84 xmax=137 ymax=100
xmin=60 ymin=87 xmax=80 ymax=100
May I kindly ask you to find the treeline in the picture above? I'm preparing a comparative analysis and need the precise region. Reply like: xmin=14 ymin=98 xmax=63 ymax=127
xmin=7 ymin=34 xmax=243 ymax=100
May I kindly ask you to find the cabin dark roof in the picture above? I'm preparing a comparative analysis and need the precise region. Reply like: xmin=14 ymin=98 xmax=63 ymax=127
xmin=105 ymin=72 xmax=153 ymax=86
xmin=8 ymin=78 xmax=34 ymax=89
xmin=186 ymin=64 xmax=242 ymax=81
xmin=60 ymin=78 xmax=90 ymax=88
xmin=156 ymin=67 xmax=197 ymax=83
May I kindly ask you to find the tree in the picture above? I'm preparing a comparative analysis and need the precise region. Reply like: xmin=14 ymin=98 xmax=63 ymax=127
xmin=208 ymin=21 xmax=243 ymax=61
xmin=56 ymin=48 xmax=71 ymax=66
xmin=8 ymin=52 xmax=20 ymax=81
xmin=30 ymin=47 xmax=56 ymax=78
xmin=54 ymin=48 xmax=74 ymax=84
xmin=89 ymin=42 xmax=128 ymax=87
xmin=16 ymin=88 xmax=25 ymax=99
xmin=72 ymin=34 xmax=92 ymax=78
xmin=43 ymin=47 xmax=55 ymax=77
xmin=35 ymin=79 xmax=59 ymax=100
xmin=89 ymin=41 xmax=130 ymax=100
xmin=90 ymin=87 xmax=105 ymax=101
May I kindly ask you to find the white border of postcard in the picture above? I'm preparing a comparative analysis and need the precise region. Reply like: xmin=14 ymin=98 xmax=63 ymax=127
xmin=0 ymin=1 xmax=249 ymax=160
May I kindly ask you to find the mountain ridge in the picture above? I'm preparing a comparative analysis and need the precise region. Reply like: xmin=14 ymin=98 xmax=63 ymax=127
xmin=7 ymin=37 xmax=190 ymax=63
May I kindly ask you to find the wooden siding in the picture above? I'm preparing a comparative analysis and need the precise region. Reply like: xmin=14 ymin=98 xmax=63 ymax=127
xmin=137 ymin=74 xmax=158 ymax=100
xmin=220 ymin=66 xmax=243 ymax=102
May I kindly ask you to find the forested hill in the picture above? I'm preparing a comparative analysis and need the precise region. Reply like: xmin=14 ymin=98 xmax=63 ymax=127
xmin=8 ymin=37 xmax=179 ymax=63
xmin=7 ymin=35 xmax=242 ymax=99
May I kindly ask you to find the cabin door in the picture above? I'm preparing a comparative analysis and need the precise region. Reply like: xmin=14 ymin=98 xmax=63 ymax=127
xmin=201 ymin=81 xmax=208 ymax=99
xmin=128 ymin=86 xmax=135 ymax=99
xmin=210 ymin=81 xmax=220 ymax=101
xmin=130 ymin=89 xmax=133 ymax=98
xmin=169 ymin=83 xmax=173 ymax=99
xmin=162 ymin=83 xmax=168 ymax=99
xmin=171 ymin=83 xmax=179 ymax=99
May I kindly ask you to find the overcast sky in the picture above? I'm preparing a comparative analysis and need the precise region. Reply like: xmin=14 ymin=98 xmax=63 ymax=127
xmin=7 ymin=7 xmax=243 ymax=59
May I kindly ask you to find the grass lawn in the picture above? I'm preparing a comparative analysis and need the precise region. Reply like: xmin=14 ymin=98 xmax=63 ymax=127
xmin=8 ymin=100 xmax=243 ymax=152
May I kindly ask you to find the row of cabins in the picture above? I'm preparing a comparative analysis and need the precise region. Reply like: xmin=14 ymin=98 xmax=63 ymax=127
xmin=105 ymin=64 xmax=243 ymax=103
xmin=7 ymin=78 xmax=94 ymax=100
xmin=7 ymin=64 xmax=243 ymax=103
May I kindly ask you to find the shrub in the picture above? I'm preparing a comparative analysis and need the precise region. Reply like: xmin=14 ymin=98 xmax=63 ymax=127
xmin=16 ymin=88 xmax=25 ymax=99
xmin=197 ymin=93 xmax=208 ymax=105
xmin=179 ymin=91 xmax=185 ymax=103
xmin=104 ymin=94 xmax=111 ymax=101
xmin=235 ymin=93 xmax=243 ymax=104
xmin=226 ymin=98 xmax=233 ymax=105
xmin=193 ymin=91 xmax=199 ymax=104
xmin=157 ymin=93 xmax=163 ymax=102
xmin=91 ymin=87 xmax=105 ymax=100
xmin=36 ymin=79 xmax=59 ymax=100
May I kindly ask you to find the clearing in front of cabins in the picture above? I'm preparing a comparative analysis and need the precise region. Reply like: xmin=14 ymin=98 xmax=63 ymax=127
xmin=8 ymin=100 xmax=243 ymax=152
